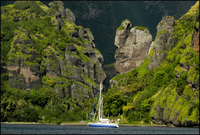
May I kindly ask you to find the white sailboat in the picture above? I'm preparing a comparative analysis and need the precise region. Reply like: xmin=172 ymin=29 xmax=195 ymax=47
xmin=88 ymin=82 xmax=120 ymax=128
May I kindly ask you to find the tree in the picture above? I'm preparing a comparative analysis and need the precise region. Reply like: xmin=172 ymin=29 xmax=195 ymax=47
xmin=28 ymin=90 xmax=49 ymax=108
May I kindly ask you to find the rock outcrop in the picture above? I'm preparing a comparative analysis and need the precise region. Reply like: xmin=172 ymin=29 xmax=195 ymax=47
xmin=114 ymin=19 xmax=152 ymax=74
xmin=147 ymin=16 xmax=177 ymax=70
xmin=49 ymin=1 xmax=76 ymax=32
xmin=191 ymin=6 xmax=199 ymax=53
xmin=1 ymin=1 xmax=106 ymax=101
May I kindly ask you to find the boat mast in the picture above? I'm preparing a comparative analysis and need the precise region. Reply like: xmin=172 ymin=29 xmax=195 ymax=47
xmin=98 ymin=82 xmax=102 ymax=120
xmin=101 ymin=97 xmax=103 ymax=119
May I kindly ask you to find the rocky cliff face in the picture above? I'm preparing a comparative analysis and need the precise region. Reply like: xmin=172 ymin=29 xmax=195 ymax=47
xmin=114 ymin=19 xmax=152 ymax=74
xmin=191 ymin=6 xmax=199 ymax=53
xmin=109 ymin=1 xmax=199 ymax=127
xmin=150 ymin=2 xmax=199 ymax=127
xmin=1 ymin=1 xmax=106 ymax=100
xmin=147 ymin=16 xmax=177 ymax=70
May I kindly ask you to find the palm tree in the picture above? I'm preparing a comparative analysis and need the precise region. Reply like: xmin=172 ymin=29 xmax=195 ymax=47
xmin=17 ymin=99 xmax=26 ymax=121
xmin=1 ymin=97 xmax=16 ymax=121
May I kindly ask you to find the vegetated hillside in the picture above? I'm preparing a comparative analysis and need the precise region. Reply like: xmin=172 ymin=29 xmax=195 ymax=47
xmin=1 ymin=1 xmax=105 ymax=124
xmin=103 ymin=1 xmax=199 ymax=127
xmin=1 ymin=1 xmax=196 ymax=91
xmin=1 ymin=1 xmax=196 ymax=64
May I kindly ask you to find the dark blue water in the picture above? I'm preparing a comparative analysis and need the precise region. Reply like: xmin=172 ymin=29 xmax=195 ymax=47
xmin=1 ymin=124 xmax=199 ymax=134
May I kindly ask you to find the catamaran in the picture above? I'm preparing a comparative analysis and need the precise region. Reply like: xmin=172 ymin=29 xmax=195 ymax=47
xmin=88 ymin=82 xmax=120 ymax=128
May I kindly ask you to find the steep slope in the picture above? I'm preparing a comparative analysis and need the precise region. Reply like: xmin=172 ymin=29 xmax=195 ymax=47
xmin=1 ymin=1 xmax=106 ymax=123
xmin=105 ymin=1 xmax=199 ymax=127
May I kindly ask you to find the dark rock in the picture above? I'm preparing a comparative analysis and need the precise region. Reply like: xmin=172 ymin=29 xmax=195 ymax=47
xmin=15 ymin=11 xmax=21 ymax=14
xmin=60 ymin=20 xmax=65 ymax=27
xmin=191 ymin=9 xmax=199 ymax=53
xmin=78 ymin=29 xmax=89 ymax=40
xmin=13 ymin=17 xmax=20 ymax=22
xmin=65 ymin=44 xmax=77 ymax=54
xmin=59 ymin=8 xmax=65 ymax=16
xmin=29 ymin=14 xmax=33 ymax=20
xmin=65 ymin=8 xmax=75 ymax=23
xmin=166 ymin=35 xmax=178 ymax=51
xmin=20 ymin=16 xmax=25 ymax=21
xmin=55 ymin=17 xmax=61 ymax=32
xmin=13 ymin=39 xmax=23 ymax=45
xmin=148 ymin=16 xmax=175 ymax=70
xmin=53 ymin=1 xmax=64 ymax=6
xmin=36 ymin=35 xmax=43 ymax=40
xmin=74 ymin=59 xmax=85 ymax=70
xmin=3 ymin=9 xmax=6 ymax=14
xmin=35 ymin=13 xmax=39 ymax=18
xmin=9 ymin=74 xmax=26 ymax=90
xmin=180 ymin=62 xmax=189 ymax=71
xmin=78 ymin=29 xmax=85 ymax=39
xmin=70 ymin=31 xmax=79 ymax=38
xmin=23 ymin=39 xmax=33 ymax=45
xmin=86 ymin=28 xmax=95 ymax=43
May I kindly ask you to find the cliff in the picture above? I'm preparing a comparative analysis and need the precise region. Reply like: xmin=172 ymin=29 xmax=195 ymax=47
xmin=106 ymin=1 xmax=199 ymax=127
xmin=1 ymin=1 xmax=105 ymax=101
xmin=114 ymin=19 xmax=152 ymax=74
xmin=147 ymin=16 xmax=176 ymax=70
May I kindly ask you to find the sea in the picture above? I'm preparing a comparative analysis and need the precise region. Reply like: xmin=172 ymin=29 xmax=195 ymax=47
xmin=1 ymin=124 xmax=199 ymax=134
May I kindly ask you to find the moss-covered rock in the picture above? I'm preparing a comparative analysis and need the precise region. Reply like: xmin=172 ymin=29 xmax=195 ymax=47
xmin=147 ymin=16 xmax=175 ymax=70
xmin=1 ymin=1 xmax=106 ymax=110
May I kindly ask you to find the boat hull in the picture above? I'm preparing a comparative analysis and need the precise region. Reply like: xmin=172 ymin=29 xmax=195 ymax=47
xmin=88 ymin=123 xmax=119 ymax=128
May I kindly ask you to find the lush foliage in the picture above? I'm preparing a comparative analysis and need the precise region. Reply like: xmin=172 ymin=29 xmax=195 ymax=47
xmin=1 ymin=81 xmax=95 ymax=124
xmin=1 ymin=1 xmax=99 ymax=124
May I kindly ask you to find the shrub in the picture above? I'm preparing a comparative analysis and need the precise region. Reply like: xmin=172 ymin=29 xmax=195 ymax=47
xmin=134 ymin=26 xmax=149 ymax=31
xmin=176 ymin=77 xmax=186 ymax=95
xmin=29 ymin=2 xmax=45 ymax=15
xmin=14 ymin=1 xmax=30 ymax=10
xmin=11 ymin=105 xmax=39 ymax=122
xmin=28 ymin=90 xmax=49 ymax=108
xmin=1 ymin=73 xmax=8 ymax=81
xmin=58 ymin=41 xmax=66 ymax=51
xmin=14 ymin=1 xmax=45 ymax=15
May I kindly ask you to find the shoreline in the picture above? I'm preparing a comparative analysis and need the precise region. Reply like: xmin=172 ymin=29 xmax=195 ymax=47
xmin=1 ymin=122 xmax=168 ymax=127
xmin=2 ymin=122 xmax=199 ymax=128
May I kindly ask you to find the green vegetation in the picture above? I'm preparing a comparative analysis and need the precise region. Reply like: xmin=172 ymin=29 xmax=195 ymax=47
xmin=155 ymin=30 xmax=167 ymax=41
xmin=117 ymin=19 xmax=131 ymax=31
xmin=14 ymin=1 xmax=45 ymax=15
xmin=1 ymin=82 xmax=94 ymax=124
xmin=103 ymin=63 xmax=115 ymax=69
xmin=134 ymin=26 xmax=149 ymax=31
xmin=1 ymin=1 xmax=102 ymax=125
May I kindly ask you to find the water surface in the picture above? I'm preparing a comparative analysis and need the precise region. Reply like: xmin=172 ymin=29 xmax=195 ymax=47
xmin=1 ymin=124 xmax=199 ymax=134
